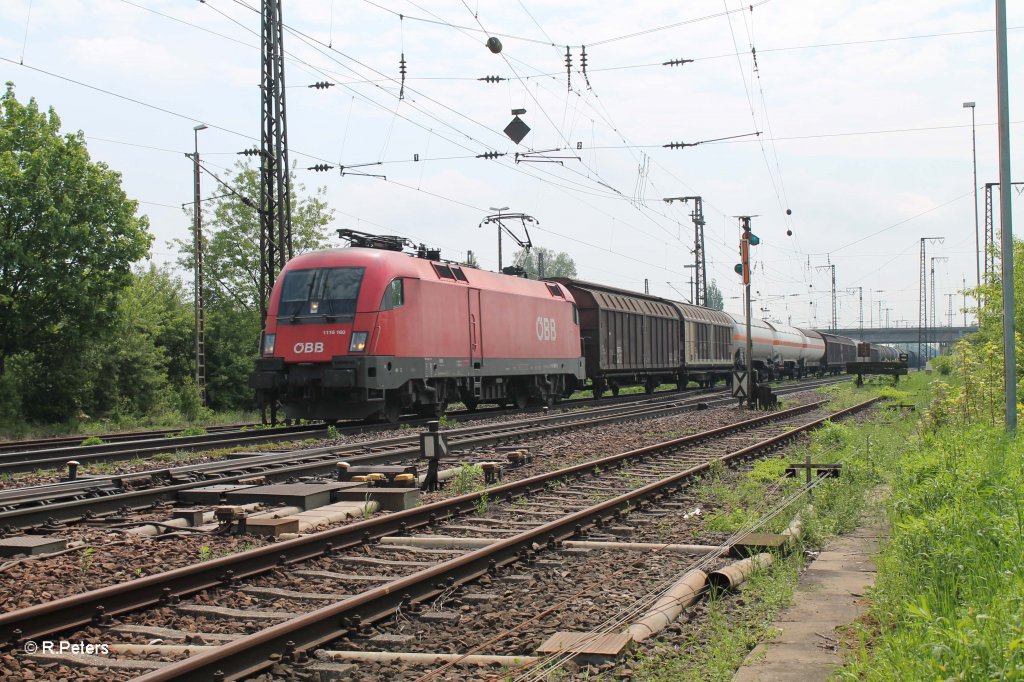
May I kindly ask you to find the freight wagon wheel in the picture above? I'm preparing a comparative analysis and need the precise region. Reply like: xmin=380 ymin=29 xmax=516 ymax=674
xmin=610 ymin=384 xmax=620 ymax=397
xmin=463 ymin=398 xmax=479 ymax=412
xmin=644 ymin=378 xmax=657 ymax=394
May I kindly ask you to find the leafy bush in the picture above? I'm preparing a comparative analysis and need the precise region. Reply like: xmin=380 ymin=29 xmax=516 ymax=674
xmin=930 ymin=355 xmax=953 ymax=375
xmin=449 ymin=463 xmax=484 ymax=495
xmin=80 ymin=436 xmax=105 ymax=446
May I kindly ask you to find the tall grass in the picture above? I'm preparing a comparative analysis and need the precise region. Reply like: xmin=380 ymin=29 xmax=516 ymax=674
xmin=837 ymin=423 xmax=1024 ymax=680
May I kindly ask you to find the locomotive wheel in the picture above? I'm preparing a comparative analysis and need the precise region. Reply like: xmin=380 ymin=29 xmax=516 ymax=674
xmin=417 ymin=401 xmax=448 ymax=418
xmin=381 ymin=393 xmax=403 ymax=424
xmin=381 ymin=404 xmax=401 ymax=424
xmin=515 ymin=391 xmax=529 ymax=410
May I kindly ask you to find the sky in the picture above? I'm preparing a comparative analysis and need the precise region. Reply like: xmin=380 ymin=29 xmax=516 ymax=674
xmin=1 ymin=0 xmax=1021 ymax=330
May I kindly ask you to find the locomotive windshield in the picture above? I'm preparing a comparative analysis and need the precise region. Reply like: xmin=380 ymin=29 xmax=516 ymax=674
xmin=277 ymin=267 xmax=365 ymax=323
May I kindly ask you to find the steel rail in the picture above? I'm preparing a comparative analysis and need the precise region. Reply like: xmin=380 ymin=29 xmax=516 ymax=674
xmin=0 ymin=424 xmax=330 ymax=473
xmin=0 ymin=375 xmax=835 ymax=473
xmin=0 ymin=378 xmax=845 ymax=528
xmin=133 ymin=396 xmax=880 ymax=681
xmin=0 ymin=396 xmax=854 ymax=646
xmin=3 ymin=376 xmax=843 ymax=501
xmin=0 ymin=382 xmax=691 ymax=469
xmin=0 ymin=422 xmax=256 ymax=453
xmin=0 ymin=386 xmax=690 ymax=476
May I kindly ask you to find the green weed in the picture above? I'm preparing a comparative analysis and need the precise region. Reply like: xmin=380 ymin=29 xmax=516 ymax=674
xmin=449 ymin=463 xmax=484 ymax=495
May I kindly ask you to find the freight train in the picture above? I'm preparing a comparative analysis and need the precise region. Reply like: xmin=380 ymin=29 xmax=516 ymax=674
xmin=249 ymin=238 xmax=900 ymax=422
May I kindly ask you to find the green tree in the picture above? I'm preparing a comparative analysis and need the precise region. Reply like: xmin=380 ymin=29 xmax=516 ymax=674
xmin=513 ymin=247 xmax=577 ymax=279
xmin=175 ymin=161 xmax=333 ymax=410
xmin=12 ymin=266 xmax=194 ymax=423
xmin=0 ymin=83 xmax=152 ymax=378
xmin=463 ymin=250 xmax=480 ymax=268
xmin=176 ymin=161 xmax=333 ymax=312
xmin=706 ymin=279 xmax=725 ymax=310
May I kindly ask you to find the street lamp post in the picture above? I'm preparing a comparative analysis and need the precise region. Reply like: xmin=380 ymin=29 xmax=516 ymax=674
xmin=191 ymin=124 xmax=208 ymax=406
xmin=964 ymin=101 xmax=980 ymax=294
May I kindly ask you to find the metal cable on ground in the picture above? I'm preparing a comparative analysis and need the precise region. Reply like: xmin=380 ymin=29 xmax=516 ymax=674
xmin=512 ymin=473 xmax=829 ymax=681
xmin=416 ymin=423 xmax=839 ymax=681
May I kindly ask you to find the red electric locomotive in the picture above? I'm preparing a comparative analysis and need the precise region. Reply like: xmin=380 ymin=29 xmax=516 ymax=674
xmin=249 ymin=233 xmax=586 ymax=422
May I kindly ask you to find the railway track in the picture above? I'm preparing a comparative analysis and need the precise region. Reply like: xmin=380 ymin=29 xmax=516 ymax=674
xmin=0 ymin=375 xmax=833 ymax=476
xmin=0 ymin=377 xmax=846 ymax=530
xmin=0 ymin=423 xmax=257 ymax=454
xmin=0 ymin=392 xmax=878 ymax=681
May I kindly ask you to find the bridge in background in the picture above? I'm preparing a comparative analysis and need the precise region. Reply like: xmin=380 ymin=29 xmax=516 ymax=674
xmin=830 ymin=326 xmax=978 ymax=345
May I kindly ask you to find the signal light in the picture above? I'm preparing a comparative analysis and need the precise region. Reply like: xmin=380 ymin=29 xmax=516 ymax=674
xmin=748 ymin=233 xmax=760 ymax=246
xmin=734 ymin=264 xmax=744 ymax=276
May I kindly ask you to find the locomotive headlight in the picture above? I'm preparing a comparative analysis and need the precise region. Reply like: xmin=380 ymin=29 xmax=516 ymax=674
xmin=349 ymin=331 xmax=369 ymax=353
xmin=262 ymin=333 xmax=276 ymax=356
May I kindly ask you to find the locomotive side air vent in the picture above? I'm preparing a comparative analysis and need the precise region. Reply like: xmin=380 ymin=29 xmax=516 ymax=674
xmin=450 ymin=266 xmax=469 ymax=282
xmin=432 ymin=263 xmax=455 ymax=280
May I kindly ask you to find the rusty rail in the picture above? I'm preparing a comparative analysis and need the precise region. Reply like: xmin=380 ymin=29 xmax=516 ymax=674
xmin=133 ymin=397 xmax=879 ymax=681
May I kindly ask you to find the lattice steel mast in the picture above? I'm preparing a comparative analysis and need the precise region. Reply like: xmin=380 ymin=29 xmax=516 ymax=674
xmin=816 ymin=264 xmax=836 ymax=332
xmin=918 ymin=237 xmax=942 ymax=369
xmin=663 ymin=196 xmax=707 ymax=307
xmin=930 ymin=256 xmax=947 ymax=353
xmin=259 ymin=0 xmax=293 ymax=323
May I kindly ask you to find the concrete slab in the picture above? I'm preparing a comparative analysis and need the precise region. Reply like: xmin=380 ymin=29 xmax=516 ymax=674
xmin=178 ymin=484 xmax=256 ymax=505
xmin=797 ymin=569 xmax=874 ymax=596
xmin=732 ymin=660 xmax=836 ymax=682
xmin=730 ymin=510 xmax=886 ymax=682
xmin=0 ymin=535 xmax=67 ymax=556
xmin=224 ymin=482 xmax=360 ymax=510
xmin=334 ymin=486 xmax=421 ymax=511
xmin=245 ymin=517 xmax=300 ymax=537
xmin=536 ymin=631 xmax=632 ymax=663
xmin=176 ymin=604 xmax=299 ymax=621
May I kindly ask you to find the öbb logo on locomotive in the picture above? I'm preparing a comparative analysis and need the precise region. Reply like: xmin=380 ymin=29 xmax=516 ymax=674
xmin=293 ymin=342 xmax=325 ymax=354
xmin=536 ymin=316 xmax=557 ymax=341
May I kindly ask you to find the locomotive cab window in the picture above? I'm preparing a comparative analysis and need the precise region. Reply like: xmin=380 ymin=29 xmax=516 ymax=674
xmin=380 ymin=278 xmax=405 ymax=310
xmin=277 ymin=267 xmax=365 ymax=323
